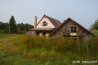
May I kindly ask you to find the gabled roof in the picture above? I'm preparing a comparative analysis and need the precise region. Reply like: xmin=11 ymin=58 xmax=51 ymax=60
xmin=36 ymin=15 xmax=62 ymax=28
xmin=52 ymin=18 xmax=94 ymax=36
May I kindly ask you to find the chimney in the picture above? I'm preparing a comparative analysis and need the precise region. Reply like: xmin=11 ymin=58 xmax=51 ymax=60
xmin=34 ymin=16 xmax=37 ymax=28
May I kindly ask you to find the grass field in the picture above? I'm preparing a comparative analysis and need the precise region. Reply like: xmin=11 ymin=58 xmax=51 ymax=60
xmin=0 ymin=34 xmax=98 ymax=65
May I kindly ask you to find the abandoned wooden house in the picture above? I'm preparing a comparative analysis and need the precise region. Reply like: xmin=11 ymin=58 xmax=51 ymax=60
xmin=51 ymin=18 xmax=94 ymax=37
xmin=28 ymin=15 xmax=94 ymax=37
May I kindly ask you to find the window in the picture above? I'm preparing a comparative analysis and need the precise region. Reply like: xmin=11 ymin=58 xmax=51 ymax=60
xmin=42 ymin=21 xmax=47 ymax=26
xmin=70 ymin=26 xmax=77 ymax=33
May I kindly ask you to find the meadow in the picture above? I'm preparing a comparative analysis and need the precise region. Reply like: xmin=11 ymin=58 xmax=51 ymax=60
xmin=0 ymin=34 xmax=98 ymax=65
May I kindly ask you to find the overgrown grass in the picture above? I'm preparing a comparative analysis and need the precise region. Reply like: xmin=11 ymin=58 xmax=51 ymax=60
xmin=0 ymin=34 xmax=98 ymax=65
xmin=0 ymin=34 xmax=15 ymax=38
xmin=14 ymin=36 xmax=98 ymax=54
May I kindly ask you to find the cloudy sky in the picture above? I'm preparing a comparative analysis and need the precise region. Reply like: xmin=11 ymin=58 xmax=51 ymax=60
xmin=0 ymin=0 xmax=98 ymax=28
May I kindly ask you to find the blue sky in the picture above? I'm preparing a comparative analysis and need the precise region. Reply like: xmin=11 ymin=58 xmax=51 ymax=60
xmin=0 ymin=0 xmax=98 ymax=28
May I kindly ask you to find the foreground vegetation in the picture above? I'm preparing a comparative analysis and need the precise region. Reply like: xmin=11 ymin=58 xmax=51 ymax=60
xmin=0 ymin=34 xmax=98 ymax=65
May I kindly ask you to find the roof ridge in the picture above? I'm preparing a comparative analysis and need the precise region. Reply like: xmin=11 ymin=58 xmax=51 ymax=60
xmin=36 ymin=15 xmax=62 ymax=28
xmin=43 ymin=15 xmax=62 ymax=28
xmin=44 ymin=15 xmax=60 ymax=22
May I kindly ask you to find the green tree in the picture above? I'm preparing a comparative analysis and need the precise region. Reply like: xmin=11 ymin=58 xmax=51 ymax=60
xmin=4 ymin=23 xmax=9 ymax=33
xmin=90 ymin=20 xmax=98 ymax=35
xmin=0 ymin=22 xmax=4 ymax=33
xmin=90 ymin=20 xmax=98 ymax=30
xmin=0 ymin=22 xmax=9 ymax=33
xmin=9 ymin=16 xmax=17 ymax=34
xmin=17 ymin=23 xmax=33 ymax=34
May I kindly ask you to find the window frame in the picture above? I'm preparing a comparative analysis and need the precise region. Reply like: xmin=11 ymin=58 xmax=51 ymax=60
xmin=70 ymin=25 xmax=77 ymax=33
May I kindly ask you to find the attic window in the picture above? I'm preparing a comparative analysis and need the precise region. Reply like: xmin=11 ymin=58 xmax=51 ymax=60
xmin=70 ymin=26 xmax=77 ymax=33
xmin=43 ymin=21 xmax=47 ymax=26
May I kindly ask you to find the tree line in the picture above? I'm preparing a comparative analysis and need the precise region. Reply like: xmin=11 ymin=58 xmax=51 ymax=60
xmin=0 ymin=16 xmax=33 ymax=34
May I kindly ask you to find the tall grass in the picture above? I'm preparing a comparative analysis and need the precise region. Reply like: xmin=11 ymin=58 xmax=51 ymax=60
xmin=13 ymin=35 xmax=98 ymax=59
xmin=0 ymin=34 xmax=98 ymax=65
